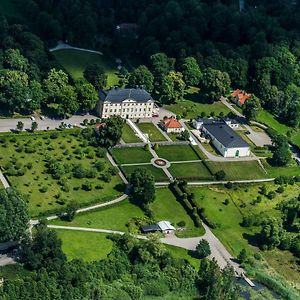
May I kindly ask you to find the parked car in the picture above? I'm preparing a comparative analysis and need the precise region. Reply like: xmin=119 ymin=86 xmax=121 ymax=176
xmin=30 ymin=116 xmax=35 ymax=121
xmin=245 ymin=130 xmax=250 ymax=135
xmin=40 ymin=115 xmax=45 ymax=120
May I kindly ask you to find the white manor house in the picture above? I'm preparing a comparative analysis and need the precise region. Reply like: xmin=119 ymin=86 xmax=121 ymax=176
xmin=96 ymin=87 xmax=155 ymax=119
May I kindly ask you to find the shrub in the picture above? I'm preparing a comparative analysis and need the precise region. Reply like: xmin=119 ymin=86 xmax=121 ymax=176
xmin=81 ymin=181 xmax=92 ymax=191
xmin=108 ymin=166 xmax=119 ymax=176
xmin=177 ymin=220 xmax=186 ymax=227
xmin=95 ymin=184 xmax=103 ymax=190
xmin=39 ymin=186 xmax=48 ymax=193
xmin=215 ymin=170 xmax=226 ymax=180
xmin=267 ymin=191 xmax=276 ymax=200
xmin=276 ymin=186 xmax=284 ymax=193
xmin=50 ymin=132 xmax=59 ymax=139
xmin=96 ymin=148 xmax=107 ymax=158
xmin=144 ymin=280 xmax=168 ymax=297
xmin=94 ymin=161 xmax=105 ymax=172
xmin=223 ymin=198 xmax=230 ymax=205
xmin=195 ymin=239 xmax=211 ymax=258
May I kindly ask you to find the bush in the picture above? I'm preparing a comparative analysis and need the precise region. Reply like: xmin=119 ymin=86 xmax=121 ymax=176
xmin=215 ymin=170 xmax=226 ymax=180
xmin=177 ymin=220 xmax=186 ymax=227
xmin=50 ymin=132 xmax=59 ymax=139
xmin=276 ymin=186 xmax=284 ymax=193
xmin=108 ymin=166 xmax=119 ymax=176
xmin=267 ymin=191 xmax=276 ymax=200
xmin=94 ymin=161 xmax=105 ymax=172
xmin=144 ymin=280 xmax=168 ymax=297
xmin=223 ymin=198 xmax=230 ymax=205
xmin=81 ymin=181 xmax=92 ymax=191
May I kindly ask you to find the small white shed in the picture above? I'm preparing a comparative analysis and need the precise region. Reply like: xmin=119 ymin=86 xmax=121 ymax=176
xmin=157 ymin=221 xmax=176 ymax=233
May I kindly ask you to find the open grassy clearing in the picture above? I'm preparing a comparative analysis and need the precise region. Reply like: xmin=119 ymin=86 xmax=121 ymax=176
xmin=165 ymin=100 xmax=231 ymax=119
xmin=0 ymin=130 xmax=122 ymax=217
xmin=52 ymin=199 xmax=145 ymax=231
xmin=121 ymin=165 xmax=169 ymax=182
xmin=52 ymin=49 xmax=120 ymax=87
xmin=152 ymin=188 xmax=205 ymax=238
xmin=257 ymin=110 xmax=290 ymax=135
xmin=121 ymin=123 xmax=141 ymax=143
xmin=137 ymin=123 xmax=166 ymax=142
xmin=155 ymin=144 xmax=200 ymax=161
xmin=169 ymin=162 xmax=214 ymax=181
xmin=190 ymin=183 xmax=300 ymax=284
xmin=110 ymin=147 xmax=153 ymax=164
xmin=205 ymin=160 xmax=266 ymax=180
xmin=201 ymin=142 xmax=221 ymax=156
xmin=55 ymin=230 xmax=113 ymax=262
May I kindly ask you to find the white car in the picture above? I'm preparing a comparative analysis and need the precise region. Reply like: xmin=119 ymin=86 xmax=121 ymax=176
xmin=30 ymin=116 xmax=35 ymax=121
xmin=40 ymin=116 xmax=45 ymax=120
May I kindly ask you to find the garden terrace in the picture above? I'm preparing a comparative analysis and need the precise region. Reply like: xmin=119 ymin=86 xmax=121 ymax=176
xmin=121 ymin=165 xmax=169 ymax=182
xmin=137 ymin=123 xmax=167 ymax=142
xmin=155 ymin=144 xmax=201 ymax=161
xmin=110 ymin=147 xmax=153 ymax=164
xmin=121 ymin=123 xmax=141 ymax=143
xmin=0 ymin=129 xmax=123 ymax=217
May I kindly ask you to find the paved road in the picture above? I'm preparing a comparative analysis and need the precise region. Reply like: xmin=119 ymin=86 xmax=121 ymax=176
xmin=0 ymin=114 xmax=97 ymax=133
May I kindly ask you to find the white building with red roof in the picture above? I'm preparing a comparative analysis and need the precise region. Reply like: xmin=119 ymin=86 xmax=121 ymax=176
xmin=160 ymin=116 xmax=184 ymax=134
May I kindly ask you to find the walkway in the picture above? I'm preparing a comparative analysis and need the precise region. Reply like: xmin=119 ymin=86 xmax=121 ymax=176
xmin=126 ymin=119 xmax=149 ymax=143
xmin=50 ymin=41 xmax=103 ymax=55
xmin=155 ymin=178 xmax=275 ymax=187
xmin=106 ymin=152 xmax=128 ymax=184
xmin=0 ymin=171 xmax=9 ymax=188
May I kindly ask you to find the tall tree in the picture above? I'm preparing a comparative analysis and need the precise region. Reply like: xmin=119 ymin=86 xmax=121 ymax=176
xmin=259 ymin=218 xmax=284 ymax=250
xmin=180 ymin=56 xmax=201 ymax=86
xmin=84 ymin=63 xmax=108 ymax=90
xmin=3 ymin=48 xmax=29 ymax=72
xmin=128 ymin=65 xmax=154 ymax=92
xmin=0 ymin=188 xmax=29 ymax=242
xmin=159 ymin=71 xmax=186 ymax=104
xmin=271 ymin=134 xmax=291 ymax=166
xmin=75 ymin=81 xmax=98 ymax=113
xmin=199 ymin=68 xmax=231 ymax=103
xmin=243 ymin=95 xmax=261 ymax=120
xmin=129 ymin=168 xmax=155 ymax=208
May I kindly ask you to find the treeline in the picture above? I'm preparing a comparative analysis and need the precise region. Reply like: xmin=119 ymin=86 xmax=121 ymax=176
xmin=0 ymin=224 xmax=240 ymax=300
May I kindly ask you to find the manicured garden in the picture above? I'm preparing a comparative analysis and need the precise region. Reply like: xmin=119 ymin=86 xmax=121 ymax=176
xmin=121 ymin=123 xmax=141 ymax=143
xmin=52 ymin=49 xmax=120 ymax=87
xmin=0 ymin=130 xmax=123 ymax=217
xmin=56 ymin=230 xmax=113 ymax=262
xmin=121 ymin=165 xmax=169 ymax=182
xmin=110 ymin=147 xmax=153 ymax=164
xmin=155 ymin=144 xmax=201 ymax=161
xmin=137 ymin=123 xmax=167 ymax=142
xmin=205 ymin=160 xmax=266 ymax=180
xmin=169 ymin=162 xmax=214 ymax=181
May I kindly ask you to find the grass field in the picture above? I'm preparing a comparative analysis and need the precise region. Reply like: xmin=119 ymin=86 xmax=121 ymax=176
xmin=121 ymin=124 xmax=141 ymax=143
xmin=165 ymin=100 xmax=231 ymax=119
xmin=190 ymin=183 xmax=300 ymax=284
xmin=0 ymin=130 xmax=122 ymax=217
xmin=56 ymin=230 xmax=113 ymax=262
xmin=205 ymin=160 xmax=266 ymax=180
xmin=257 ymin=110 xmax=290 ymax=135
xmin=152 ymin=188 xmax=205 ymax=237
xmin=121 ymin=164 xmax=170 ymax=182
xmin=155 ymin=145 xmax=200 ymax=161
xmin=169 ymin=162 xmax=214 ymax=181
xmin=52 ymin=49 xmax=120 ymax=87
xmin=52 ymin=199 xmax=145 ymax=231
xmin=137 ymin=123 xmax=166 ymax=142
xmin=263 ymin=160 xmax=300 ymax=178
xmin=110 ymin=147 xmax=153 ymax=164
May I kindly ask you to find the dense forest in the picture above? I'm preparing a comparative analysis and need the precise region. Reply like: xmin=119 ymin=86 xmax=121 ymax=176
xmin=0 ymin=224 xmax=239 ymax=300
xmin=7 ymin=0 xmax=300 ymax=128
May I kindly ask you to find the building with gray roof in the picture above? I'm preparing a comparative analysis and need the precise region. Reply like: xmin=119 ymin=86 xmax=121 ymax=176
xmin=96 ymin=87 xmax=154 ymax=119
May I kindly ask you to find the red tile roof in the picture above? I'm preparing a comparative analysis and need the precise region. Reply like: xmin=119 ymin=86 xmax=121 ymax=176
xmin=231 ymin=89 xmax=251 ymax=105
xmin=161 ymin=117 xmax=182 ymax=129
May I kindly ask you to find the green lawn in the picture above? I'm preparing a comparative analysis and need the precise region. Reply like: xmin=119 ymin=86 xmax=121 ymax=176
xmin=52 ymin=199 xmax=145 ymax=231
xmin=110 ymin=147 xmax=153 ymax=164
xmin=169 ymin=162 xmax=214 ymax=181
xmin=165 ymin=100 xmax=231 ymax=119
xmin=56 ymin=230 xmax=113 ymax=262
xmin=205 ymin=161 xmax=266 ymax=180
xmin=137 ymin=123 xmax=167 ymax=142
xmin=155 ymin=145 xmax=200 ymax=161
xmin=165 ymin=245 xmax=200 ymax=270
xmin=0 ymin=130 xmax=123 ymax=217
xmin=263 ymin=160 xmax=300 ymax=178
xmin=52 ymin=49 xmax=120 ymax=87
xmin=121 ymin=165 xmax=170 ymax=182
xmin=121 ymin=123 xmax=141 ymax=143
xmin=152 ymin=188 xmax=205 ymax=238
xmin=256 ymin=110 xmax=290 ymax=135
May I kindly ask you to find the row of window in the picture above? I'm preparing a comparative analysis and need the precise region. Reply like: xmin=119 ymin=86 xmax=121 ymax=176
xmin=104 ymin=108 xmax=152 ymax=113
